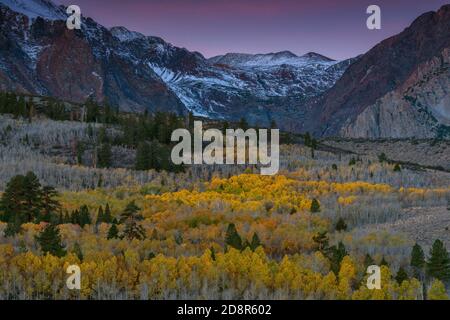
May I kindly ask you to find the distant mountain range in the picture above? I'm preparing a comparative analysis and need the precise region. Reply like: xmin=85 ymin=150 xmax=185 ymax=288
xmin=0 ymin=0 xmax=449 ymax=139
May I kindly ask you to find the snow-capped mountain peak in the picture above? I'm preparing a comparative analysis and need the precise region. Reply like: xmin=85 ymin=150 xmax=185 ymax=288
xmin=301 ymin=52 xmax=335 ymax=62
xmin=0 ymin=0 xmax=66 ymax=20
xmin=209 ymin=50 xmax=336 ymax=68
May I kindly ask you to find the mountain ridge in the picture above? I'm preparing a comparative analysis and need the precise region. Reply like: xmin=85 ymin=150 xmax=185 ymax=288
xmin=1 ymin=0 xmax=449 ymax=138
xmin=0 ymin=0 xmax=351 ymax=127
xmin=295 ymin=4 xmax=450 ymax=139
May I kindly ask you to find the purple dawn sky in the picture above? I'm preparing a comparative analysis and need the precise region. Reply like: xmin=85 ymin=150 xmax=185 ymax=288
xmin=54 ymin=0 xmax=449 ymax=60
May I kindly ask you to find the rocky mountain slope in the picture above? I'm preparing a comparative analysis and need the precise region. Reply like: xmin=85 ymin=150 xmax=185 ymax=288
xmin=301 ymin=4 xmax=450 ymax=139
xmin=1 ymin=0 xmax=449 ymax=139
xmin=0 ymin=0 xmax=350 ymax=127
xmin=0 ymin=0 xmax=186 ymax=114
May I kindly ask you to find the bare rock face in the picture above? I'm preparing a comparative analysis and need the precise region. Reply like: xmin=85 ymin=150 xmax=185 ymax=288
xmin=303 ymin=4 xmax=450 ymax=139
xmin=341 ymin=48 xmax=450 ymax=138
xmin=36 ymin=28 xmax=104 ymax=103
xmin=0 ymin=3 xmax=185 ymax=114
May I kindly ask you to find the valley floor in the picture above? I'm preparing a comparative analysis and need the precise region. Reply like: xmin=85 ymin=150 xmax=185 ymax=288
xmin=0 ymin=115 xmax=449 ymax=300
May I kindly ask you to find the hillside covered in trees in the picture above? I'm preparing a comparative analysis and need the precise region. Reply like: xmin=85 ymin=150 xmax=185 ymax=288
xmin=0 ymin=93 xmax=450 ymax=300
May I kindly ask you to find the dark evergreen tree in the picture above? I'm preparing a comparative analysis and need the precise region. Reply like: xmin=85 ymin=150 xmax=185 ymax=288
xmin=426 ymin=239 xmax=450 ymax=282
xmin=335 ymin=218 xmax=348 ymax=232
xmin=103 ymin=203 xmax=112 ymax=223
xmin=73 ymin=242 xmax=83 ymax=261
xmin=96 ymin=206 xmax=104 ymax=225
xmin=70 ymin=209 xmax=80 ymax=225
xmin=225 ymin=223 xmax=242 ymax=250
xmin=38 ymin=186 xmax=61 ymax=223
xmin=22 ymin=172 xmax=43 ymax=222
xmin=119 ymin=201 xmax=146 ymax=240
xmin=250 ymin=232 xmax=262 ymax=251
xmin=410 ymin=243 xmax=426 ymax=278
xmin=395 ymin=267 xmax=409 ymax=284
xmin=380 ymin=256 xmax=389 ymax=267
xmin=135 ymin=141 xmax=152 ymax=170
xmin=364 ymin=254 xmax=375 ymax=269
xmin=0 ymin=172 xmax=45 ymax=225
xmin=4 ymin=214 xmax=22 ymax=237
xmin=35 ymin=223 xmax=66 ymax=257
xmin=63 ymin=211 xmax=71 ymax=224
xmin=328 ymin=241 xmax=348 ymax=275
xmin=0 ymin=174 xmax=27 ymax=223
xmin=76 ymin=141 xmax=85 ymax=165
xmin=313 ymin=231 xmax=330 ymax=253
xmin=310 ymin=198 xmax=321 ymax=213
xmin=210 ymin=246 xmax=216 ymax=261
xmin=107 ymin=222 xmax=119 ymax=240
xmin=57 ymin=212 xmax=64 ymax=225
xmin=78 ymin=205 xmax=92 ymax=228
xmin=97 ymin=143 xmax=112 ymax=168
xmin=378 ymin=153 xmax=388 ymax=163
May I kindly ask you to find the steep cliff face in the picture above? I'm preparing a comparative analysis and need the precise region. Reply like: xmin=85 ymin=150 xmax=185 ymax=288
xmin=303 ymin=4 xmax=450 ymax=139
xmin=0 ymin=2 xmax=186 ymax=114
xmin=341 ymin=48 xmax=450 ymax=138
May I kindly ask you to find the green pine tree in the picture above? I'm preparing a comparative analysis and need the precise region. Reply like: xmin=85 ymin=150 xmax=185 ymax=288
xmin=78 ymin=205 xmax=92 ymax=228
xmin=103 ymin=203 xmax=113 ymax=223
xmin=35 ymin=223 xmax=66 ymax=257
xmin=310 ymin=198 xmax=321 ymax=213
xmin=364 ymin=253 xmax=375 ymax=269
xmin=97 ymin=143 xmax=112 ymax=168
xmin=210 ymin=246 xmax=216 ymax=261
xmin=328 ymin=241 xmax=348 ymax=275
xmin=225 ymin=223 xmax=242 ymax=250
xmin=427 ymin=239 xmax=450 ymax=282
xmin=250 ymin=232 xmax=262 ymax=251
xmin=313 ymin=231 xmax=330 ymax=253
xmin=395 ymin=267 xmax=409 ymax=284
xmin=119 ymin=201 xmax=146 ymax=240
xmin=96 ymin=206 xmax=104 ymax=225
xmin=107 ymin=222 xmax=119 ymax=240
xmin=73 ymin=242 xmax=83 ymax=261
xmin=335 ymin=218 xmax=348 ymax=232
xmin=38 ymin=186 xmax=61 ymax=223
xmin=0 ymin=172 xmax=44 ymax=225
xmin=4 ymin=214 xmax=22 ymax=237
xmin=411 ymin=243 xmax=426 ymax=278
xmin=135 ymin=141 xmax=152 ymax=170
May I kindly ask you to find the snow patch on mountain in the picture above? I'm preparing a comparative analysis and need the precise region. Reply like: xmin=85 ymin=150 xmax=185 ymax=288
xmin=0 ymin=0 xmax=66 ymax=20
xmin=209 ymin=51 xmax=337 ymax=68
xmin=110 ymin=26 xmax=145 ymax=42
